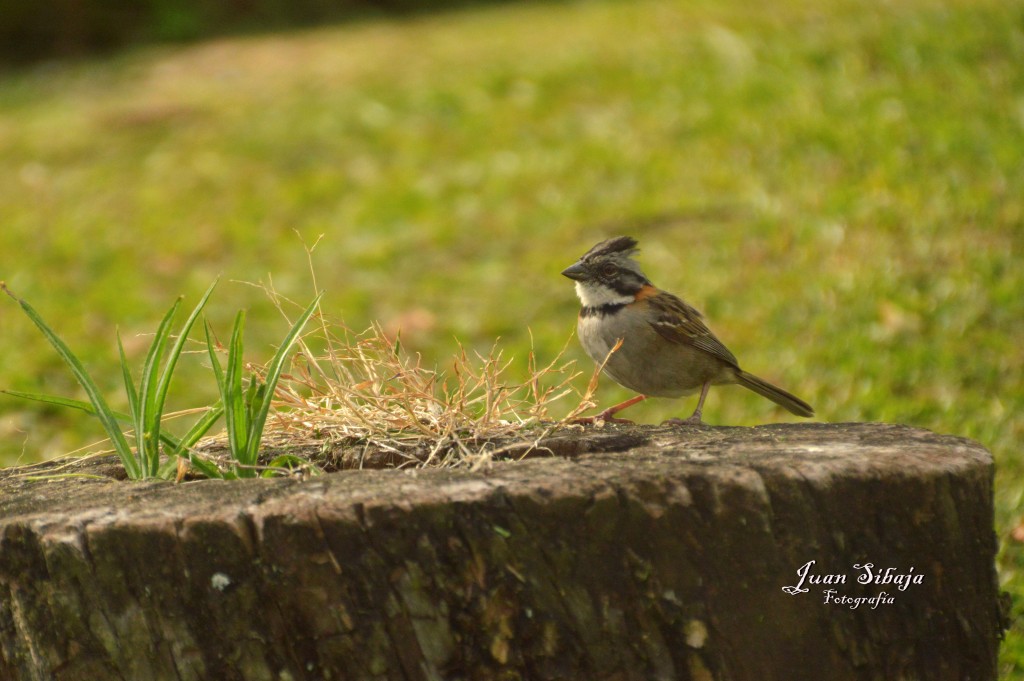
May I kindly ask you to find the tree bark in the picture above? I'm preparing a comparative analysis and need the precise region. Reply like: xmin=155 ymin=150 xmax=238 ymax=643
xmin=0 ymin=422 xmax=1003 ymax=681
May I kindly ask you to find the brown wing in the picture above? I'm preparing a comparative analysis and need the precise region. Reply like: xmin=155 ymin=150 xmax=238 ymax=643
xmin=645 ymin=290 xmax=740 ymax=368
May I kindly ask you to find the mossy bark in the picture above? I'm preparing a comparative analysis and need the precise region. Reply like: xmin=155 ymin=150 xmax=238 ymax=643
xmin=0 ymin=423 xmax=1003 ymax=680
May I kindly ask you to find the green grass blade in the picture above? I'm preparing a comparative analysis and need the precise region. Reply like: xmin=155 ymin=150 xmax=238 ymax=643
xmin=155 ymin=440 xmax=222 ymax=477
xmin=1 ymin=390 xmax=189 ymax=451
xmin=172 ymin=404 xmax=225 ymax=479
xmin=2 ymin=285 xmax=141 ymax=479
xmin=180 ymin=453 xmax=222 ymax=480
xmin=204 ymin=319 xmax=233 ymax=477
xmin=232 ymin=376 xmax=261 ymax=476
xmin=138 ymin=298 xmax=182 ymax=477
xmin=245 ymin=293 xmax=322 ymax=466
xmin=158 ymin=431 xmax=182 ymax=451
xmin=244 ymin=376 xmax=260 ymax=434
xmin=4 ymin=388 xmax=185 ymax=452
xmin=3 ymin=390 xmax=132 ymax=422
xmin=156 ymin=450 xmax=222 ymax=480
xmin=223 ymin=310 xmax=249 ymax=464
xmin=172 ymin=404 xmax=224 ymax=457
xmin=205 ymin=319 xmax=226 ymax=395
xmin=153 ymin=279 xmax=218 ymax=441
xmin=156 ymin=457 xmax=179 ymax=479
xmin=116 ymin=330 xmax=139 ymax=425
xmin=262 ymin=454 xmax=308 ymax=478
xmin=159 ymin=405 xmax=224 ymax=479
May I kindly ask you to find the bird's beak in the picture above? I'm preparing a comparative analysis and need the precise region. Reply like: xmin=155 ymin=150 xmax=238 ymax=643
xmin=561 ymin=262 xmax=587 ymax=281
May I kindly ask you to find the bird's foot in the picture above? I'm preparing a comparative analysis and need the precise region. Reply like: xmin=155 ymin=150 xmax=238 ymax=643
xmin=572 ymin=411 xmax=635 ymax=425
xmin=571 ymin=395 xmax=646 ymax=425
xmin=663 ymin=414 xmax=704 ymax=427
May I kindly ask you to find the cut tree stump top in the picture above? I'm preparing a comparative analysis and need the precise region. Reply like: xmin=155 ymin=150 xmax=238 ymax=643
xmin=0 ymin=422 xmax=1003 ymax=681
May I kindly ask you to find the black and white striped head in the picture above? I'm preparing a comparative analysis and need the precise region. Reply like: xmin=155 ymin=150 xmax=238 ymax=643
xmin=561 ymin=236 xmax=652 ymax=308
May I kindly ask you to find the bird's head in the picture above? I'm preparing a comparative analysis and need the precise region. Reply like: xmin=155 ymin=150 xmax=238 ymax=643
xmin=561 ymin=236 xmax=651 ymax=307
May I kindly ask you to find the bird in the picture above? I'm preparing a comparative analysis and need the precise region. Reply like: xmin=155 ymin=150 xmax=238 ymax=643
xmin=561 ymin=236 xmax=814 ymax=425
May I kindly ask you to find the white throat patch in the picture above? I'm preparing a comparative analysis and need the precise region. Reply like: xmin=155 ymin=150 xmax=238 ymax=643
xmin=574 ymin=281 xmax=633 ymax=308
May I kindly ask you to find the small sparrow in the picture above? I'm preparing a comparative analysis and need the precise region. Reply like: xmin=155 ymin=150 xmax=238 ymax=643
xmin=562 ymin=236 xmax=814 ymax=424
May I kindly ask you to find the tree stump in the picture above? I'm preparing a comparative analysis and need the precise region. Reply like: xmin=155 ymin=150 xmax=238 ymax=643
xmin=0 ymin=423 xmax=1002 ymax=681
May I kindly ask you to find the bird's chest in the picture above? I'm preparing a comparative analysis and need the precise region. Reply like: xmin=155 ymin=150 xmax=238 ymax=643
xmin=576 ymin=308 xmax=712 ymax=397
xmin=576 ymin=312 xmax=625 ymax=363
xmin=576 ymin=310 xmax=659 ymax=393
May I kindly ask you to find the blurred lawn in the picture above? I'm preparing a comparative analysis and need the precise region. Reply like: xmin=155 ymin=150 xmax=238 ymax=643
xmin=1 ymin=0 xmax=1022 ymax=672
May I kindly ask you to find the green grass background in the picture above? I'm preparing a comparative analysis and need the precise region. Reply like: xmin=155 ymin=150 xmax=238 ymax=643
xmin=1 ymin=0 xmax=1022 ymax=672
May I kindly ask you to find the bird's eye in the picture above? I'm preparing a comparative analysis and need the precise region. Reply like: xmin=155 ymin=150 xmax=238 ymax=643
xmin=600 ymin=263 xmax=617 ymax=277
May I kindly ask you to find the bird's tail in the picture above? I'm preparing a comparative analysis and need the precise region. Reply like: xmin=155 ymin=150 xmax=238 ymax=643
xmin=735 ymin=371 xmax=814 ymax=417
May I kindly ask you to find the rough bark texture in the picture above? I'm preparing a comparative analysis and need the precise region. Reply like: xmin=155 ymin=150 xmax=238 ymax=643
xmin=0 ymin=422 xmax=1002 ymax=681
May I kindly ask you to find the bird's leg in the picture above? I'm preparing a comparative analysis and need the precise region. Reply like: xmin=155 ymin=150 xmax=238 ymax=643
xmin=664 ymin=381 xmax=711 ymax=426
xmin=599 ymin=394 xmax=647 ymax=422
xmin=574 ymin=394 xmax=647 ymax=424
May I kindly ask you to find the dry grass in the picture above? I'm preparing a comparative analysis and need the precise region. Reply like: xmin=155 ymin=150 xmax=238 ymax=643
xmin=192 ymin=256 xmax=603 ymax=474
xmin=210 ymin=320 xmax=599 ymax=473
xmin=267 ymin=322 xmax=585 ymax=470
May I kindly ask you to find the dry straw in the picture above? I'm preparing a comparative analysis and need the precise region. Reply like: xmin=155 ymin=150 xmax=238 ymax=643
xmin=241 ymin=296 xmax=600 ymax=471
xmin=189 ymin=237 xmax=609 ymax=474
